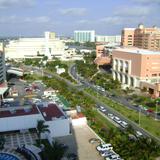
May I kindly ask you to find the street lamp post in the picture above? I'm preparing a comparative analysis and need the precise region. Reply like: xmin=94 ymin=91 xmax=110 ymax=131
xmin=139 ymin=105 xmax=142 ymax=126
xmin=155 ymin=101 xmax=158 ymax=120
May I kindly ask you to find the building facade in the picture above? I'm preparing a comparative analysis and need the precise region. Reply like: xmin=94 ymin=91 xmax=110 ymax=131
xmin=96 ymin=35 xmax=121 ymax=44
xmin=121 ymin=28 xmax=135 ymax=47
xmin=112 ymin=48 xmax=160 ymax=97
xmin=0 ymin=43 xmax=6 ymax=84
xmin=0 ymin=43 xmax=7 ymax=100
xmin=74 ymin=30 xmax=95 ymax=42
xmin=0 ymin=103 xmax=70 ymax=138
xmin=5 ymin=32 xmax=65 ymax=60
xmin=121 ymin=24 xmax=160 ymax=51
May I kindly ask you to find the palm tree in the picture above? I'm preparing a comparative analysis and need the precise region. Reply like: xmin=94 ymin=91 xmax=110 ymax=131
xmin=44 ymin=140 xmax=68 ymax=160
xmin=36 ymin=120 xmax=50 ymax=145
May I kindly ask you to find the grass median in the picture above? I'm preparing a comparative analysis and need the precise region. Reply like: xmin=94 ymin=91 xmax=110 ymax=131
xmin=85 ymin=88 xmax=160 ymax=139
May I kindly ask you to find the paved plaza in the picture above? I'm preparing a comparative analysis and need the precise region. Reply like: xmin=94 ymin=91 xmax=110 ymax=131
xmin=3 ymin=131 xmax=38 ymax=148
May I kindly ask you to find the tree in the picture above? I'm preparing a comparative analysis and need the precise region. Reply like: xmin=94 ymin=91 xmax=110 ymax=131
xmin=43 ymin=140 xmax=68 ymax=160
xmin=36 ymin=120 xmax=50 ymax=145
xmin=0 ymin=136 xmax=5 ymax=150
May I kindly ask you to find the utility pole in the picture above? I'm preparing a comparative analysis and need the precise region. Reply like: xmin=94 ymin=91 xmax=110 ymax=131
xmin=155 ymin=101 xmax=158 ymax=120
xmin=139 ymin=105 xmax=142 ymax=126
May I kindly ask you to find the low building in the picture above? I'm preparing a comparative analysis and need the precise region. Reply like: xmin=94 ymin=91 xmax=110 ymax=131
xmin=96 ymin=35 xmax=121 ymax=44
xmin=44 ymin=87 xmax=58 ymax=97
xmin=56 ymin=67 xmax=65 ymax=74
xmin=112 ymin=47 xmax=160 ymax=97
xmin=0 ymin=103 xmax=70 ymax=138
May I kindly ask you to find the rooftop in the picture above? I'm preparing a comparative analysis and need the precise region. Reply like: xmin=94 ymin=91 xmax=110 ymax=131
xmin=123 ymin=28 xmax=135 ymax=30
xmin=114 ymin=47 xmax=160 ymax=55
xmin=38 ymin=103 xmax=65 ymax=121
xmin=0 ymin=106 xmax=39 ymax=118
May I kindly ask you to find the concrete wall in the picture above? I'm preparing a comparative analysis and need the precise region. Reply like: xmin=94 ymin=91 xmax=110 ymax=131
xmin=46 ymin=118 xmax=70 ymax=138
xmin=0 ymin=114 xmax=43 ymax=132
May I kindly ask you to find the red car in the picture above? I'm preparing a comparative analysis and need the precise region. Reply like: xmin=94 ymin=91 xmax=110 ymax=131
xmin=147 ymin=109 xmax=154 ymax=113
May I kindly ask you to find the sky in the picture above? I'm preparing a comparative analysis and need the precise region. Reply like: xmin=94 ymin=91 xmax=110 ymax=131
xmin=0 ymin=0 xmax=160 ymax=37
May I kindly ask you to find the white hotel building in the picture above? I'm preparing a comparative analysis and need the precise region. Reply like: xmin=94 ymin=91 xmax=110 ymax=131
xmin=0 ymin=102 xmax=70 ymax=138
xmin=74 ymin=30 xmax=95 ymax=43
xmin=5 ymin=32 xmax=66 ymax=60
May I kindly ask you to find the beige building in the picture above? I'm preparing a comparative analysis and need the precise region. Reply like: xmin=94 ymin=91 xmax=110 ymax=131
xmin=121 ymin=24 xmax=160 ymax=51
xmin=112 ymin=47 xmax=160 ymax=97
xmin=121 ymin=28 xmax=135 ymax=47
xmin=94 ymin=44 xmax=112 ymax=66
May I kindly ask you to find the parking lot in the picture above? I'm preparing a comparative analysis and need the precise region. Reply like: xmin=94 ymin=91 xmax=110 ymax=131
xmin=4 ymin=78 xmax=45 ymax=107
xmin=57 ymin=124 xmax=103 ymax=160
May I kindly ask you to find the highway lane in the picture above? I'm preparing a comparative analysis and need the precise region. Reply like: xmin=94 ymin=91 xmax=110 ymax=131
xmin=69 ymin=64 xmax=160 ymax=119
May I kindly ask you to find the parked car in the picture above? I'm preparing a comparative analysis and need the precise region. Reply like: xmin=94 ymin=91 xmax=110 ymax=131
xmin=100 ymin=150 xmax=114 ymax=157
xmin=96 ymin=143 xmax=113 ymax=152
xmin=106 ymin=154 xmax=120 ymax=160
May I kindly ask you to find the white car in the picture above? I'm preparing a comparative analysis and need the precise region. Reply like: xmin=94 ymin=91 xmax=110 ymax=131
xmin=120 ymin=121 xmax=128 ymax=128
xmin=115 ymin=120 xmax=122 ymax=124
xmin=136 ymin=131 xmax=143 ymax=137
xmin=100 ymin=151 xmax=114 ymax=157
xmin=96 ymin=143 xmax=113 ymax=152
xmin=114 ymin=116 xmax=120 ymax=121
xmin=106 ymin=154 xmax=120 ymax=160
xmin=108 ymin=114 xmax=115 ymax=119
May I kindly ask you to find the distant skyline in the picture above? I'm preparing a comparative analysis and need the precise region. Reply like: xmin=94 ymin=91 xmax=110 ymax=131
xmin=0 ymin=0 xmax=160 ymax=37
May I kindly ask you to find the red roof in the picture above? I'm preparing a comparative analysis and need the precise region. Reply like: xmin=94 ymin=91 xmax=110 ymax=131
xmin=0 ymin=106 xmax=39 ymax=118
xmin=38 ymin=103 xmax=64 ymax=121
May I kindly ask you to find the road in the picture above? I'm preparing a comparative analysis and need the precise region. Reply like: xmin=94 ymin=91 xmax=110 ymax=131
xmin=68 ymin=64 xmax=160 ymax=142
xmin=69 ymin=64 xmax=160 ymax=120
xmin=25 ymin=65 xmax=160 ymax=143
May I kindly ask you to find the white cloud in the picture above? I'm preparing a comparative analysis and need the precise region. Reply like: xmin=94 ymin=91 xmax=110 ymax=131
xmin=114 ymin=6 xmax=152 ymax=17
xmin=76 ymin=20 xmax=90 ymax=24
xmin=59 ymin=8 xmax=87 ymax=16
xmin=132 ymin=0 xmax=160 ymax=4
xmin=99 ymin=15 xmax=148 ymax=26
xmin=99 ymin=16 xmax=124 ymax=25
xmin=0 ymin=16 xmax=50 ymax=24
xmin=0 ymin=0 xmax=36 ymax=8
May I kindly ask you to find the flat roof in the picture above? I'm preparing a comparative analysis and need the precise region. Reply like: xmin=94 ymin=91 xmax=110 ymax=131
xmin=114 ymin=47 xmax=160 ymax=55
xmin=0 ymin=106 xmax=39 ymax=118
xmin=123 ymin=28 xmax=135 ymax=30
xmin=38 ymin=103 xmax=65 ymax=121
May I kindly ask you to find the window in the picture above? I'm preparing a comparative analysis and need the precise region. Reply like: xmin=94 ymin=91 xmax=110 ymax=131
xmin=152 ymin=74 xmax=157 ymax=77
